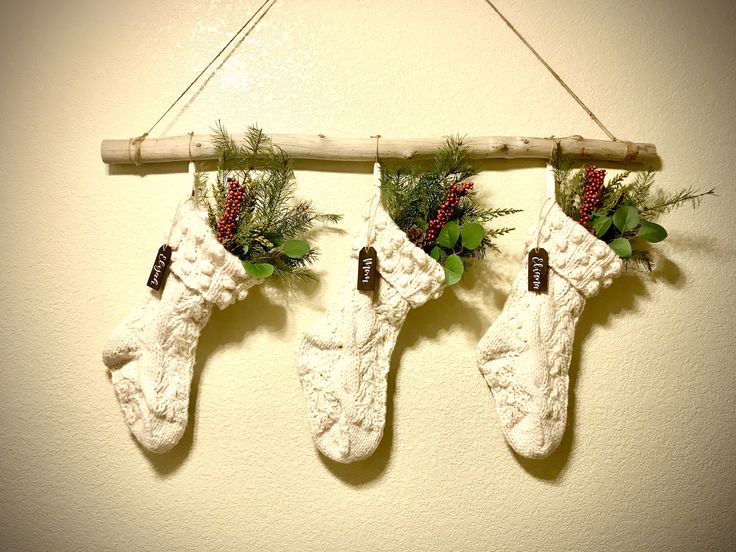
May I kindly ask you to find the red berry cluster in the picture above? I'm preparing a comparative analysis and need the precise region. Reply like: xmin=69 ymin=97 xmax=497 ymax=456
xmin=425 ymin=182 xmax=474 ymax=243
xmin=217 ymin=177 xmax=246 ymax=243
xmin=578 ymin=165 xmax=606 ymax=230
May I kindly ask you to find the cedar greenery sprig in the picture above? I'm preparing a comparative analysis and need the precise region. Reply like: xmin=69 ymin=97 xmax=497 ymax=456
xmin=381 ymin=137 xmax=520 ymax=285
xmin=193 ymin=123 xmax=340 ymax=281
xmin=552 ymin=145 xmax=715 ymax=271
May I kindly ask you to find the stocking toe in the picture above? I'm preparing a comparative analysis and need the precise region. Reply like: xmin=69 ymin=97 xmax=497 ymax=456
xmin=314 ymin=423 xmax=350 ymax=463
xmin=503 ymin=414 xmax=549 ymax=459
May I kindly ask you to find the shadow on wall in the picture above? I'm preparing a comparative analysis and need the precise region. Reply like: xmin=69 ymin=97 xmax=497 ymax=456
xmin=513 ymin=256 xmax=684 ymax=480
xmin=316 ymin=253 xmax=683 ymax=485
xmin=105 ymin=153 xmax=660 ymax=178
xmin=138 ymin=285 xmax=288 ymax=475
xmin=316 ymin=278 xmax=491 ymax=485
xmin=128 ymin=235 xmax=690 ymax=479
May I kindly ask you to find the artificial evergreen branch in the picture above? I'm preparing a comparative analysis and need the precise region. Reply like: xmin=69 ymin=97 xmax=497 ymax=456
xmin=195 ymin=123 xmax=340 ymax=281
xmin=638 ymin=187 xmax=716 ymax=221
xmin=381 ymin=137 xmax=520 ymax=285
xmin=552 ymin=144 xmax=715 ymax=270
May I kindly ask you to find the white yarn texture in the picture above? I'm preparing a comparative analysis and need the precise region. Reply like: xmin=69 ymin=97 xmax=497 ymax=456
xmin=103 ymin=203 xmax=259 ymax=453
xmin=477 ymin=201 xmax=623 ymax=458
xmin=297 ymin=163 xmax=445 ymax=463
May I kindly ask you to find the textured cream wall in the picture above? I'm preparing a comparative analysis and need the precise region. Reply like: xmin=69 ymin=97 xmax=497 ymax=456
xmin=1 ymin=0 xmax=735 ymax=550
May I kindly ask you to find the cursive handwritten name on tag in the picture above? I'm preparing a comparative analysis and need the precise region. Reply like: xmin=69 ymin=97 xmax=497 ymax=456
xmin=528 ymin=248 xmax=549 ymax=293
xmin=147 ymin=245 xmax=173 ymax=291
xmin=357 ymin=246 xmax=378 ymax=291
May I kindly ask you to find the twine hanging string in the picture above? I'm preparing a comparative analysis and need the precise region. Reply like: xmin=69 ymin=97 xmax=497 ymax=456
xmin=481 ymin=0 xmax=618 ymax=142
xmin=130 ymin=0 xmax=275 ymax=162
xmin=128 ymin=0 xmax=622 ymax=165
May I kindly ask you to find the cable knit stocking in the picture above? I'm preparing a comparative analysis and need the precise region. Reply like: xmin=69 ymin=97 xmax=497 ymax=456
xmin=103 ymin=203 xmax=259 ymax=453
xmin=297 ymin=163 xmax=445 ymax=463
xmin=477 ymin=201 xmax=622 ymax=458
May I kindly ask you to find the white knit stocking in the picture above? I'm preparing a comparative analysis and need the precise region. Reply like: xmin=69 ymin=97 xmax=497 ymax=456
xmin=103 ymin=203 xmax=259 ymax=453
xmin=297 ymin=163 xmax=445 ymax=463
xmin=477 ymin=201 xmax=622 ymax=458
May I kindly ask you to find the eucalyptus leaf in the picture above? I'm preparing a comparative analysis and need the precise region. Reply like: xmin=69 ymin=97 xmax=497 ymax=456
xmin=637 ymin=220 xmax=668 ymax=243
xmin=591 ymin=215 xmax=612 ymax=238
xmin=460 ymin=222 xmax=485 ymax=250
xmin=281 ymin=239 xmax=310 ymax=258
xmin=243 ymin=261 xmax=275 ymax=279
xmin=609 ymin=237 xmax=632 ymax=258
xmin=612 ymin=205 xmax=639 ymax=233
xmin=437 ymin=221 xmax=460 ymax=249
xmin=429 ymin=246 xmax=441 ymax=261
xmin=444 ymin=253 xmax=464 ymax=286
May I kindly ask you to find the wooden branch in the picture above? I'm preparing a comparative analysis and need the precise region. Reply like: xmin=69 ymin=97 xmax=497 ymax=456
xmin=101 ymin=133 xmax=657 ymax=165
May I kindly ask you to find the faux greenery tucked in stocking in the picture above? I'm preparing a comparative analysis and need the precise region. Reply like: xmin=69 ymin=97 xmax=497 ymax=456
xmin=380 ymin=137 xmax=520 ymax=285
xmin=194 ymin=122 xmax=340 ymax=281
xmin=552 ymin=146 xmax=714 ymax=270
xmin=104 ymin=124 xmax=340 ymax=453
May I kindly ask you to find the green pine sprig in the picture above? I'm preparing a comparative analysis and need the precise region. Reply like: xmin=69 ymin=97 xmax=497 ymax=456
xmin=552 ymin=145 xmax=715 ymax=270
xmin=381 ymin=137 xmax=520 ymax=285
xmin=195 ymin=123 xmax=340 ymax=281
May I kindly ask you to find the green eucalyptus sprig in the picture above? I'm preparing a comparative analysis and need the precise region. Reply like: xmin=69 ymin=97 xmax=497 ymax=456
xmin=381 ymin=137 xmax=520 ymax=285
xmin=553 ymin=147 xmax=714 ymax=270
xmin=194 ymin=123 xmax=340 ymax=281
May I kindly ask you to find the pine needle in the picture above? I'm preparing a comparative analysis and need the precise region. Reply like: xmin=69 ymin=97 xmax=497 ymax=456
xmin=551 ymin=153 xmax=714 ymax=271
xmin=198 ymin=123 xmax=341 ymax=281
xmin=381 ymin=137 xmax=518 ymax=270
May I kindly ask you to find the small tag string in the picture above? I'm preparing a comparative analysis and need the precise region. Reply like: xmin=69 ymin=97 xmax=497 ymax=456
xmin=166 ymin=202 xmax=184 ymax=247
xmin=535 ymin=197 xmax=556 ymax=252
xmin=165 ymin=192 xmax=197 ymax=247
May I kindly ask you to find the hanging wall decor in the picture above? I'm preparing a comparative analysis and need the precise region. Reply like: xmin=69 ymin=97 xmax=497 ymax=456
xmin=297 ymin=139 xmax=519 ymax=463
xmin=477 ymin=147 xmax=714 ymax=459
xmin=98 ymin=0 xmax=685 ymax=462
xmin=103 ymin=125 xmax=339 ymax=453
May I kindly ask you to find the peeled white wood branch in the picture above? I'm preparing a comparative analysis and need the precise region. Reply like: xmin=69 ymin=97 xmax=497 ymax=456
xmin=100 ymin=134 xmax=657 ymax=165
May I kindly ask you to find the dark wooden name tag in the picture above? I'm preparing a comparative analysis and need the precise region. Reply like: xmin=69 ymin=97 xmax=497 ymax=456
xmin=528 ymin=248 xmax=548 ymax=293
xmin=357 ymin=246 xmax=378 ymax=291
xmin=147 ymin=244 xmax=172 ymax=291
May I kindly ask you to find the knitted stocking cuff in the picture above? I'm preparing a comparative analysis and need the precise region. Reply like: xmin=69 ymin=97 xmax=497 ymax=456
xmin=526 ymin=202 xmax=623 ymax=298
xmin=351 ymin=200 xmax=445 ymax=309
xmin=168 ymin=203 xmax=260 ymax=309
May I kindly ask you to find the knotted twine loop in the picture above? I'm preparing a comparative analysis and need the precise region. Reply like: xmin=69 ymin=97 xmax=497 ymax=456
xmin=531 ymin=155 xmax=560 ymax=251
xmin=623 ymin=140 xmax=638 ymax=163
xmin=128 ymin=133 xmax=149 ymax=166
xmin=365 ymin=162 xmax=383 ymax=250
